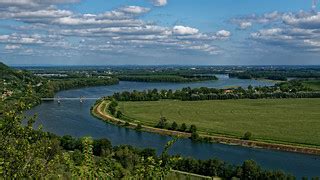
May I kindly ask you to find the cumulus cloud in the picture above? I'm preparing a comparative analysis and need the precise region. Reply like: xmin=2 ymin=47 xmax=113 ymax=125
xmin=215 ymin=30 xmax=231 ymax=39
xmin=152 ymin=0 xmax=167 ymax=7
xmin=0 ymin=1 xmax=229 ymax=58
xmin=283 ymin=12 xmax=320 ymax=29
xmin=230 ymin=9 xmax=320 ymax=54
xmin=173 ymin=26 xmax=199 ymax=35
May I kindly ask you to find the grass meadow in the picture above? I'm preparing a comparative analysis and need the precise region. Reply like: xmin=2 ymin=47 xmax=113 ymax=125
xmin=119 ymin=99 xmax=320 ymax=146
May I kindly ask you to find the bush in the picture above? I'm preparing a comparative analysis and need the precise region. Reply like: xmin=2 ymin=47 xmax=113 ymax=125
xmin=170 ymin=121 xmax=178 ymax=130
xmin=116 ymin=111 xmax=123 ymax=118
xmin=155 ymin=116 xmax=167 ymax=129
xmin=189 ymin=124 xmax=197 ymax=133
xmin=190 ymin=132 xmax=200 ymax=141
xmin=243 ymin=131 xmax=252 ymax=140
xmin=136 ymin=123 xmax=142 ymax=130
xmin=124 ymin=122 xmax=130 ymax=126
xmin=179 ymin=123 xmax=187 ymax=132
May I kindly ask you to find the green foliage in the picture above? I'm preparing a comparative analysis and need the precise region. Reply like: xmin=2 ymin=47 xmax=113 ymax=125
xmin=0 ymin=101 xmax=63 ymax=178
xmin=241 ymin=160 xmax=261 ymax=179
xmin=118 ymin=74 xmax=218 ymax=83
xmin=113 ymin=81 xmax=320 ymax=102
xmin=156 ymin=116 xmax=168 ymax=128
xmin=116 ymin=110 xmax=123 ymax=118
xmin=170 ymin=121 xmax=178 ymax=130
xmin=243 ymin=131 xmax=252 ymax=140
xmin=229 ymin=68 xmax=320 ymax=80
xmin=190 ymin=132 xmax=200 ymax=141
xmin=93 ymin=138 xmax=112 ymax=156
xmin=189 ymin=124 xmax=197 ymax=133
xmin=180 ymin=123 xmax=187 ymax=132
xmin=136 ymin=123 xmax=142 ymax=130
xmin=108 ymin=100 xmax=118 ymax=115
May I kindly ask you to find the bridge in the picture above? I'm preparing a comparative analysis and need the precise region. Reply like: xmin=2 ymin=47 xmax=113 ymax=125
xmin=41 ymin=97 xmax=101 ymax=102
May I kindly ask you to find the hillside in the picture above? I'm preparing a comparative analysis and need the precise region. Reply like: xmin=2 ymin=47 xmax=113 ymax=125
xmin=1 ymin=62 xmax=44 ymax=113
xmin=0 ymin=62 xmax=119 ymax=114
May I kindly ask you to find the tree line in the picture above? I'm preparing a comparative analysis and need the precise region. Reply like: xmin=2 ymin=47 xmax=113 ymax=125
xmin=112 ymin=80 xmax=320 ymax=102
xmin=229 ymin=69 xmax=320 ymax=80
xmin=118 ymin=74 xmax=217 ymax=83
xmin=36 ymin=77 xmax=119 ymax=98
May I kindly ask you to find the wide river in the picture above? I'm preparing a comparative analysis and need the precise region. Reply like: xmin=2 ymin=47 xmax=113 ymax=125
xmin=27 ymin=75 xmax=320 ymax=178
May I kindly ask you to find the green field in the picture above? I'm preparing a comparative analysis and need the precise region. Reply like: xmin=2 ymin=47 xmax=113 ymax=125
xmin=119 ymin=99 xmax=320 ymax=146
xmin=303 ymin=80 xmax=320 ymax=91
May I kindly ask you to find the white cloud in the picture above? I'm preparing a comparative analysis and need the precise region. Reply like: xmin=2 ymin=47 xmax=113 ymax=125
xmin=119 ymin=6 xmax=150 ymax=14
xmin=173 ymin=26 xmax=199 ymax=35
xmin=283 ymin=12 xmax=320 ymax=29
xmin=250 ymin=27 xmax=320 ymax=52
xmin=215 ymin=30 xmax=231 ymax=39
xmin=0 ymin=34 xmax=44 ymax=44
xmin=5 ymin=44 xmax=21 ymax=50
xmin=239 ymin=22 xmax=252 ymax=30
xmin=0 ymin=9 xmax=73 ymax=20
xmin=0 ymin=1 xmax=230 ymax=58
xmin=152 ymin=0 xmax=167 ymax=7
xmin=231 ymin=11 xmax=283 ymax=29
xmin=0 ymin=0 xmax=80 ymax=9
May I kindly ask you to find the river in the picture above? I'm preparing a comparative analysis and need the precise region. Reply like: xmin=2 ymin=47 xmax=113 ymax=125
xmin=27 ymin=75 xmax=320 ymax=178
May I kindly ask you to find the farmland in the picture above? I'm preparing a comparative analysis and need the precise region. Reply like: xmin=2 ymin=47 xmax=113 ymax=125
xmin=118 ymin=99 xmax=320 ymax=146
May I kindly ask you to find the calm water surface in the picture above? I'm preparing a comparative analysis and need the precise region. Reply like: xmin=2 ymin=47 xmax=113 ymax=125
xmin=27 ymin=76 xmax=320 ymax=178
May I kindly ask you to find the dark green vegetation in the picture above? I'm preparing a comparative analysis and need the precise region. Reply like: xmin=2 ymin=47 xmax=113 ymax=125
xmin=112 ymin=80 xmax=320 ymax=102
xmin=229 ymin=66 xmax=320 ymax=80
xmin=302 ymin=80 xmax=320 ymax=91
xmin=117 ymin=99 xmax=320 ymax=146
xmin=0 ymin=101 xmax=176 ymax=178
xmin=118 ymin=74 xmax=218 ymax=83
xmin=0 ymin=62 xmax=118 ymax=114
xmin=114 ymin=66 xmax=220 ymax=83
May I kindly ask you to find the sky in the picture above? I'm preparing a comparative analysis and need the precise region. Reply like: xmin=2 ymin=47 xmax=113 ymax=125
xmin=0 ymin=0 xmax=320 ymax=65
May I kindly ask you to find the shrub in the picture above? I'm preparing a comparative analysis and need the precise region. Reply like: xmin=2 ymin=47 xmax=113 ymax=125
xmin=179 ymin=123 xmax=187 ymax=132
xmin=189 ymin=124 xmax=197 ymax=133
xmin=136 ymin=123 xmax=142 ymax=130
xmin=190 ymin=132 xmax=200 ymax=141
xmin=116 ymin=111 xmax=123 ymax=118
xmin=170 ymin=122 xmax=178 ymax=130
xmin=156 ymin=116 xmax=167 ymax=129
xmin=243 ymin=131 xmax=252 ymax=140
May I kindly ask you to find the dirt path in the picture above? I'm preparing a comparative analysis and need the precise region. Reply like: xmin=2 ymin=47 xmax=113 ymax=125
xmin=92 ymin=100 xmax=320 ymax=156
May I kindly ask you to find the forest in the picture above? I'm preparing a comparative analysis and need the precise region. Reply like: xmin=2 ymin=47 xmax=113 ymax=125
xmin=118 ymin=74 xmax=218 ymax=83
xmin=229 ymin=68 xmax=320 ymax=80
xmin=112 ymin=80 xmax=320 ymax=102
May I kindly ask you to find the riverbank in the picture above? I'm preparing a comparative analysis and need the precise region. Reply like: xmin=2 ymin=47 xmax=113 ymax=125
xmin=92 ymin=100 xmax=320 ymax=156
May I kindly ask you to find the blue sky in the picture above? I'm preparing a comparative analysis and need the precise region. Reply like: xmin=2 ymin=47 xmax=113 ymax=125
xmin=0 ymin=0 xmax=319 ymax=65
